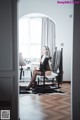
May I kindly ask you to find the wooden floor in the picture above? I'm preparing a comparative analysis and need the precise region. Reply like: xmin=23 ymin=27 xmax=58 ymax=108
xmin=19 ymin=83 xmax=71 ymax=120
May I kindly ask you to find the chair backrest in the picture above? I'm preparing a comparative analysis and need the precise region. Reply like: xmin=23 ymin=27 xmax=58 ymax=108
xmin=51 ymin=47 xmax=63 ymax=84
xmin=52 ymin=48 xmax=62 ymax=72
xmin=19 ymin=53 xmax=26 ymax=66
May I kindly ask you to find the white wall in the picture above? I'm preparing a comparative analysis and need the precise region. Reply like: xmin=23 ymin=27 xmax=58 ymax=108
xmin=18 ymin=0 xmax=74 ymax=81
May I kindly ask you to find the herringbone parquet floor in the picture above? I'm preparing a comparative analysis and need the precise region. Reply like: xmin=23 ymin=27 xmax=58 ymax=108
xmin=19 ymin=83 xmax=71 ymax=120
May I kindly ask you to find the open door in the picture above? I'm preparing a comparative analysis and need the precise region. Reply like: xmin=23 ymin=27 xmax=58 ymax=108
xmin=0 ymin=0 xmax=18 ymax=120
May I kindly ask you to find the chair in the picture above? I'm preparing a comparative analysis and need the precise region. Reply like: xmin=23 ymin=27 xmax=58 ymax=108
xmin=19 ymin=53 xmax=31 ymax=80
xmin=32 ymin=47 xmax=63 ymax=94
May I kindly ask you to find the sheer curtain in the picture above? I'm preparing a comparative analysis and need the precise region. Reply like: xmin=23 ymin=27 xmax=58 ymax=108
xmin=19 ymin=17 xmax=42 ymax=61
xmin=19 ymin=18 xmax=29 ymax=58
xmin=19 ymin=16 xmax=55 ymax=61
xmin=29 ymin=18 xmax=42 ymax=61
xmin=41 ymin=17 xmax=55 ymax=57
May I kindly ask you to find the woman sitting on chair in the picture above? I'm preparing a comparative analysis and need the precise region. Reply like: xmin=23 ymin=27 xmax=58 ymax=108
xmin=26 ymin=46 xmax=51 ymax=90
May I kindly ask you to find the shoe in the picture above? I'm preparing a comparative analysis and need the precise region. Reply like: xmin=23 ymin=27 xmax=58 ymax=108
xmin=31 ymin=81 xmax=37 ymax=88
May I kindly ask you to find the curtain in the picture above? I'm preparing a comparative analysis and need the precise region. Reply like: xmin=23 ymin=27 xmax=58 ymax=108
xmin=41 ymin=17 xmax=55 ymax=58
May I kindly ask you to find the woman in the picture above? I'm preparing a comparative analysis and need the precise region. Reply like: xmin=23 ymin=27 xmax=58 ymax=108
xmin=26 ymin=46 xmax=51 ymax=90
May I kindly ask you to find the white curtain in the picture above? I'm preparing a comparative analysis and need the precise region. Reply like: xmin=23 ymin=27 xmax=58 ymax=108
xmin=41 ymin=17 xmax=55 ymax=57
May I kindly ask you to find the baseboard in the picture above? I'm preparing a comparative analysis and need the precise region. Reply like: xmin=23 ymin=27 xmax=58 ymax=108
xmin=63 ymin=81 xmax=71 ymax=83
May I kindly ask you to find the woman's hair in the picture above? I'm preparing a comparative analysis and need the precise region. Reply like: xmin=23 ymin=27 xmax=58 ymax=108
xmin=43 ymin=46 xmax=51 ymax=57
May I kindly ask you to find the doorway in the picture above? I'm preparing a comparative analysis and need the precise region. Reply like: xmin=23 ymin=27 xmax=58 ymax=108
xmin=18 ymin=0 xmax=73 ymax=120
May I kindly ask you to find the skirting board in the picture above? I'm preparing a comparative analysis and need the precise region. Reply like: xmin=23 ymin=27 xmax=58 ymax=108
xmin=63 ymin=81 xmax=71 ymax=83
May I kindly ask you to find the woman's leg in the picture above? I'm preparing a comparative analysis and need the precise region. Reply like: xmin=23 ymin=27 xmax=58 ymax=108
xmin=27 ymin=69 xmax=42 ymax=88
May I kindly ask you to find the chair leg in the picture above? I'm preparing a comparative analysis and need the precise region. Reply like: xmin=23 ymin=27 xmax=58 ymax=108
xmin=52 ymin=79 xmax=55 ymax=85
xmin=38 ymin=78 xmax=39 ymax=85
xmin=23 ymin=70 xmax=24 ymax=76
xmin=31 ymin=71 xmax=32 ymax=78
xmin=20 ymin=68 xmax=23 ymax=80
xmin=43 ymin=76 xmax=45 ymax=86
xmin=58 ymin=82 xmax=59 ymax=88
xmin=43 ymin=75 xmax=45 ymax=92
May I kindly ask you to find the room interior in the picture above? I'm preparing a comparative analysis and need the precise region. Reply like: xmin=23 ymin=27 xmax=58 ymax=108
xmin=0 ymin=0 xmax=80 ymax=120
xmin=18 ymin=0 xmax=73 ymax=83
xmin=18 ymin=0 xmax=73 ymax=120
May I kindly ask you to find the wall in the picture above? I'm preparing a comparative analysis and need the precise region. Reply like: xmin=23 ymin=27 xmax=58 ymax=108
xmin=0 ymin=0 xmax=18 ymax=120
xmin=18 ymin=0 xmax=74 ymax=81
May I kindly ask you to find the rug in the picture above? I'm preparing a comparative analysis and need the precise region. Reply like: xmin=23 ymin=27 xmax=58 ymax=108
xmin=19 ymin=85 xmax=64 ymax=95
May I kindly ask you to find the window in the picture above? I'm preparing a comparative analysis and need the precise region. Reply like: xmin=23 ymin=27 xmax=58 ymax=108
xmin=19 ymin=17 xmax=42 ymax=62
